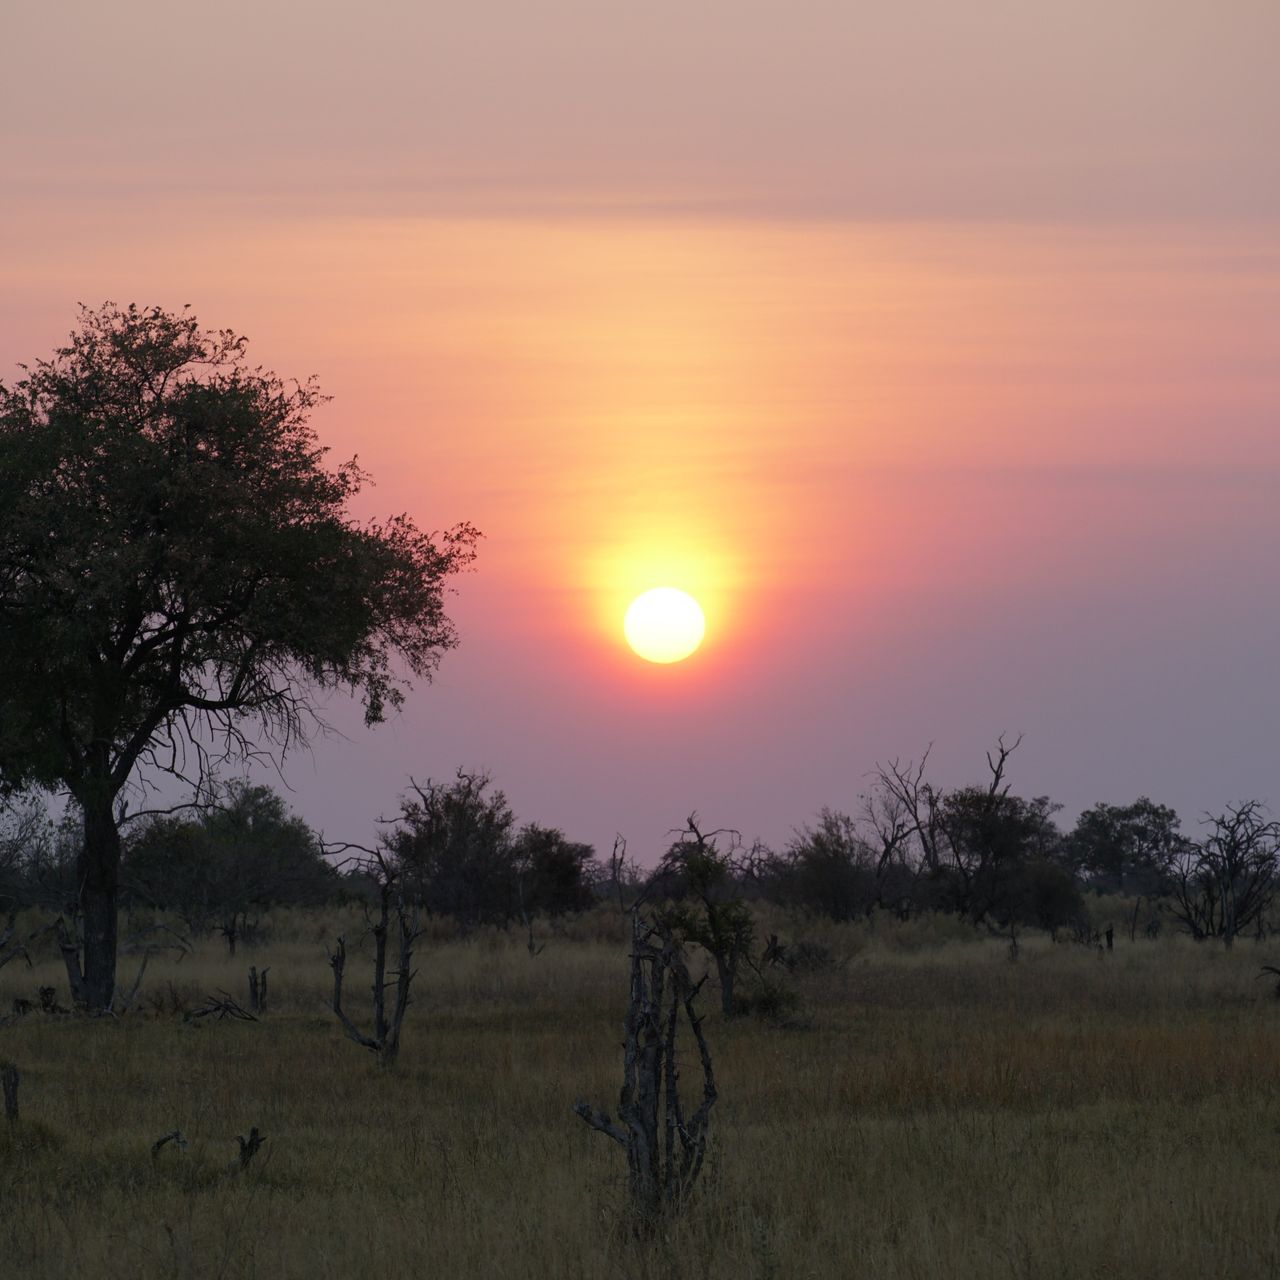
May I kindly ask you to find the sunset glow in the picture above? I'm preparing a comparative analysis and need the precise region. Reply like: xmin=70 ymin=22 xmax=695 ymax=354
xmin=5 ymin=1 xmax=1280 ymax=1267
xmin=2 ymin=0 xmax=1278 ymax=860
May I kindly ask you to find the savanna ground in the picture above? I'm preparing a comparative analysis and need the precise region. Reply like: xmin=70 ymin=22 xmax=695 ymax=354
xmin=2 ymin=905 xmax=1280 ymax=1279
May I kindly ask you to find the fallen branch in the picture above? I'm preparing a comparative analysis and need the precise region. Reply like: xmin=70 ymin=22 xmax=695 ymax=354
xmin=151 ymin=1129 xmax=188 ymax=1158
xmin=184 ymin=992 xmax=258 ymax=1023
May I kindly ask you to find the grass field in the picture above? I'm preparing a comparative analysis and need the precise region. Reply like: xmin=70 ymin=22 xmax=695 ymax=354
xmin=2 ymin=907 xmax=1280 ymax=1279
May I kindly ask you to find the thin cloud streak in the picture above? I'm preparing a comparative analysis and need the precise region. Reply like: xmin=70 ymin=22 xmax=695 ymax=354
xmin=6 ymin=0 xmax=1279 ymax=222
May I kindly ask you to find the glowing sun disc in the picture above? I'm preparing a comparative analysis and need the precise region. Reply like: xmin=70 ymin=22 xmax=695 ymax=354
xmin=624 ymin=588 xmax=706 ymax=664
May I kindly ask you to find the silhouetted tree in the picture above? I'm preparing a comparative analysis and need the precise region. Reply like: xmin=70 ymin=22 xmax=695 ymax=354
xmin=1065 ymin=798 xmax=1186 ymax=894
xmin=1167 ymin=802 xmax=1280 ymax=947
xmin=124 ymin=780 xmax=335 ymax=949
xmin=653 ymin=817 xmax=755 ymax=1017
xmin=874 ymin=736 xmax=1075 ymax=929
xmin=383 ymin=769 xmax=517 ymax=926
xmin=511 ymin=823 xmax=598 ymax=916
xmin=374 ymin=771 xmax=599 ymax=928
xmin=996 ymin=857 xmax=1083 ymax=938
xmin=771 ymin=793 xmax=917 ymax=922
xmin=0 ymin=303 xmax=477 ymax=1007
xmin=936 ymin=784 xmax=1064 ymax=925
xmin=773 ymin=809 xmax=879 ymax=921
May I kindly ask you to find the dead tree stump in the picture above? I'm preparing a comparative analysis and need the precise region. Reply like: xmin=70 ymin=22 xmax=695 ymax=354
xmin=2 ymin=1062 xmax=18 ymax=1124
xmin=574 ymin=912 xmax=717 ymax=1227
xmin=248 ymin=966 xmax=269 ymax=1014
xmin=228 ymin=1126 xmax=266 ymax=1174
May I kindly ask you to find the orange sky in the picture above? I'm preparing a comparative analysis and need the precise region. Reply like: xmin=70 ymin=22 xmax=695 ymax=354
xmin=3 ymin=3 xmax=1279 ymax=854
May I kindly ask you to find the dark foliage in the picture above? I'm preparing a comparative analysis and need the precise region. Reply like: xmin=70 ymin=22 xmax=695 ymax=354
xmin=123 ymin=781 xmax=336 ymax=948
xmin=1064 ymin=798 xmax=1187 ymax=895
xmin=651 ymin=818 xmax=756 ymax=1017
xmin=381 ymin=769 xmax=597 ymax=927
xmin=0 ymin=303 xmax=477 ymax=1005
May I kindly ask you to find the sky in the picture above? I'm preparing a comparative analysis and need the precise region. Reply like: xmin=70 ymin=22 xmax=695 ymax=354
xmin=3 ymin=1 xmax=1279 ymax=860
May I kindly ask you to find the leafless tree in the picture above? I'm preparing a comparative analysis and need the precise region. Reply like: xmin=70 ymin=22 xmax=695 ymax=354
xmin=860 ymin=783 xmax=915 ymax=913
xmin=875 ymin=744 xmax=948 ymax=876
xmin=327 ymin=846 xmax=420 ymax=1068
xmin=574 ymin=911 xmax=717 ymax=1228
xmin=605 ymin=835 xmax=647 ymax=912
xmin=1168 ymin=802 xmax=1280 ymax=947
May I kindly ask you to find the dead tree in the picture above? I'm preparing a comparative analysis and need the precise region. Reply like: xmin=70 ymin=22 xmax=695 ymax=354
xmin=227 ymin=1126 xmax=266 ymax=1175
xmin=247 ymin=966 xmax=269 ymax=1014
xmin=1 ymin=1062 xmax=18 ymax=1123
xmin=327 ymin=848 xmax=420 ymax=1068
xmin=1168 ymin=803 xmax=1280 ymax=947
xmin=574 ymin=912 xmax=717 ymax=1227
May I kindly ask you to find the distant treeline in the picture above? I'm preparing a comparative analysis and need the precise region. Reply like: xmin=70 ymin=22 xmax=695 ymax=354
xmin=2 ymin=740 xmax=1276 ymax=950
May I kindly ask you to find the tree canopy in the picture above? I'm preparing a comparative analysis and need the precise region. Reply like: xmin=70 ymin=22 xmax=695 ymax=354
xmin=1065 ymin=798 xmax=1186 ymax=894
xmin=379 ymin=770 xmax=599 ymax=926
xmin=0 ymin=303 xmax=478 ymax=1006
xmin=124 ymin=780 xmax=336 ymax=948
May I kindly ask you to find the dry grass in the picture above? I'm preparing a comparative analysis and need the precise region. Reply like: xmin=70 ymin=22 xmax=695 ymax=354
xmin=2 ymin=909 xmax=1280 ymax=1278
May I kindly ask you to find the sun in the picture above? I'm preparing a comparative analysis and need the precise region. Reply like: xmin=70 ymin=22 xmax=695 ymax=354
xmin=623 ymin=587 xmax=706 ymax=664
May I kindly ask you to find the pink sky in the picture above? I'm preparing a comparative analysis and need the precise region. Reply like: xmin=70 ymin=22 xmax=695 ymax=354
xmin=3 ymin=3 xmax=1279 ymax=857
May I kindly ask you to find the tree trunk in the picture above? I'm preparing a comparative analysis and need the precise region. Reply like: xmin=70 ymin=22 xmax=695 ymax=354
xmin=77 ymin=785 xmax=121 ymax=1010
xmin=715 ymin=955 xmax=736 ymax=1018
xmin=574 ymin=915 xmax=718 ymax=1230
